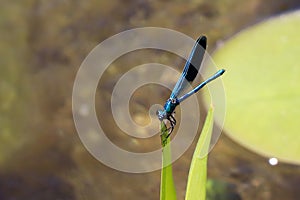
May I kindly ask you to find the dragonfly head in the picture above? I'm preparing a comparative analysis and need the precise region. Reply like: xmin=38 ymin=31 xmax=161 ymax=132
xmin=156 ymin=109 xmax=167 ymax=121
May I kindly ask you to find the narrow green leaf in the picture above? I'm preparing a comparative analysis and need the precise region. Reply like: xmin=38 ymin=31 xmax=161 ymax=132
xmin=160 ymin=121 xmax=177 ymax=200
xmin=185 ymin=106 xmax=214 ymax=200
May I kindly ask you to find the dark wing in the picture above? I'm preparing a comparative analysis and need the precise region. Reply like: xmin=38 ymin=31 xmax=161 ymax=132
xmin=170 ymin=36 xmax=207 ymax=99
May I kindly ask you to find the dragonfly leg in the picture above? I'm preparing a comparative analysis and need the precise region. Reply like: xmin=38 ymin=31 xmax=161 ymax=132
xmin=166 ymin=114 xmax=176 ymax=138
xmin=166 ymin=126 xmax=173 ymax=138
xmin=170 ymin=114 xmax=177 ymax=126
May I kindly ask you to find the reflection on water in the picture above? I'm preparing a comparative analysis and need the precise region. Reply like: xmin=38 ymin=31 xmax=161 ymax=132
xmin=0 ymin=0 xmax=300 ymax=199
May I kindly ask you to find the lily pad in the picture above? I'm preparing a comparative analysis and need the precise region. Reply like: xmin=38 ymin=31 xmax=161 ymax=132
xmin=213 ymin=11 xmax=300 ymax=164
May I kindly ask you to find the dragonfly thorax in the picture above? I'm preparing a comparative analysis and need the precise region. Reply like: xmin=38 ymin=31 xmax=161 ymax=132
xmin=156 ymin=98 xmax=179 ymax=121
xmin=164 ymin=98 xmax=179 ymax=115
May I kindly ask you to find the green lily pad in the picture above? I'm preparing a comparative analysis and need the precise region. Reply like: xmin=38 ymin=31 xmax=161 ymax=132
xmin=213 ymin=11 xmax=300 ymax=164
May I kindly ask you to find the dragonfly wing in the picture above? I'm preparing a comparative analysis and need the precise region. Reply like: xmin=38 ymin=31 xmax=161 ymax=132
xmin=170 ymin=36 xmax=207 ymax=99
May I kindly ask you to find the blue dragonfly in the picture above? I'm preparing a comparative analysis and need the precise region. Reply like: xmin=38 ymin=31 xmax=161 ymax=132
xmin=157 ymin=36 xmax=225 ymax=135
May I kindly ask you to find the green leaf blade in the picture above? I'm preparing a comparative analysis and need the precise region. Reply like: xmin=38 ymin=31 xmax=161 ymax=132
xmin=185 ymin=106 xmax=214 ymax=200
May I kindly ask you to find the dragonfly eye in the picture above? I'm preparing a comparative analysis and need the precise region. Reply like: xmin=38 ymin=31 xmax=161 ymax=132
xmin=156 ymin=109 xmax=166 ymax=121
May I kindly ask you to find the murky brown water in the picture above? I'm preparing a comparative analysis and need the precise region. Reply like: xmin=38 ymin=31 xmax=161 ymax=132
xmin=1 ymin=0 xmax=300 ymax=199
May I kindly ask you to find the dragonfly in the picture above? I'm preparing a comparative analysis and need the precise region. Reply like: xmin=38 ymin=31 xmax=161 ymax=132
xmin=157 ymin=36 xmax=225 ymax=136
